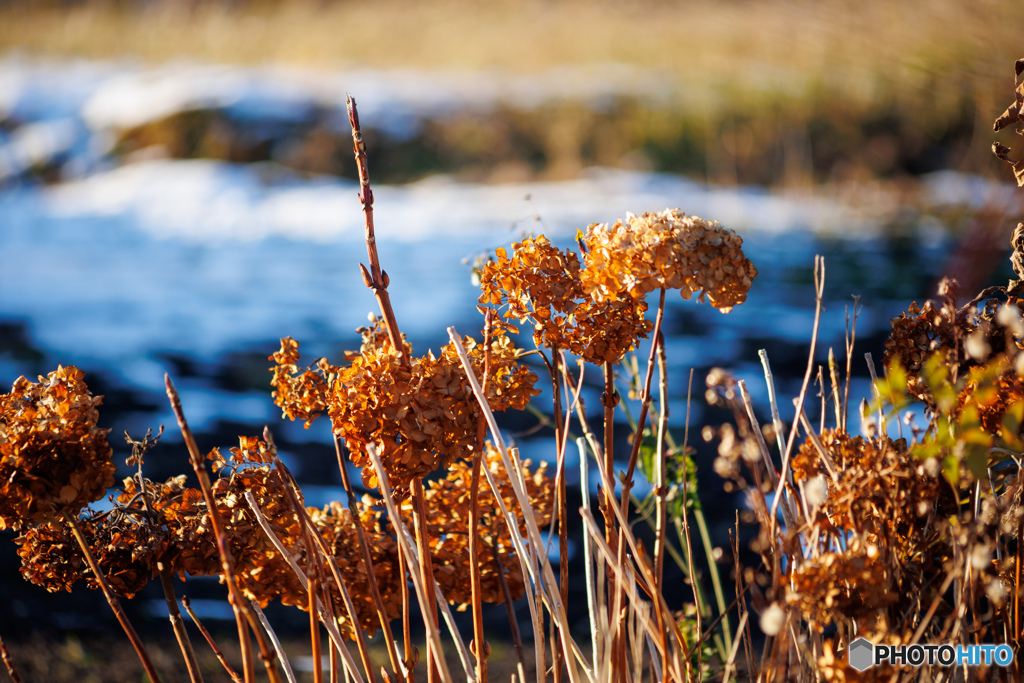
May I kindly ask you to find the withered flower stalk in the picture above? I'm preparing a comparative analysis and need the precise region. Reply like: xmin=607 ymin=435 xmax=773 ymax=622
xmin=333 ymin=437 xmax=403 ymax=678
xmin=347 ymin=94 xmax=440 ymax=682
xmin=0 ymin=634 xmax=23 ymax=683
xmin=61 ymin=509 xmax=163 ymax=683
xmin=126 ymin=427 xmax=204 ymax=683
xmin=164 ymin=374 xmax=282 ymax=683
xmin=181 ymin=596 xmax=243 ymax=683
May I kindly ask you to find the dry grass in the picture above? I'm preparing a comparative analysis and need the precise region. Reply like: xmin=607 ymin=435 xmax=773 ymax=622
xmin=0 ymin=0 xmax=1020 ymax=110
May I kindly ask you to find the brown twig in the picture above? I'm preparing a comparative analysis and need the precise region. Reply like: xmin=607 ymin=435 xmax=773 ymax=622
xmin=181 ymin=596 xmax=244 ymax=683
xmin=158 ymin=563 xmax=205 ymax=683
xmin=164 ymin=374 xmax=282 ymax=683
xmin=469 ymin=312 xmax=493 ymax=683
xmin=347 ymin=94 xmax=407 ymax=368
xmin=0 ymin=633 xmax=24 ymax=683
xmin=62 ymin=510 xmax=162 ymax=683
xmin=334 ymin=437 xmax=404 ymax=679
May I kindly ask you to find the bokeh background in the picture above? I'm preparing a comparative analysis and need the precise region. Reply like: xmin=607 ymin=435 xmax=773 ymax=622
xmin=1 ymin=0 xmax=1024 ymax=679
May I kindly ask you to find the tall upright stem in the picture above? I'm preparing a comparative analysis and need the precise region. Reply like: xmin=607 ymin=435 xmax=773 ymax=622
xmin=62 ymin=511 xmax=162 ymax=683
xmin=347 ymin=95 xmax=408 ymax=368
xmin=165 ymin=375 xmax=282 ymax=683
xmin=469 ymin=314 xmax=493 ymax=683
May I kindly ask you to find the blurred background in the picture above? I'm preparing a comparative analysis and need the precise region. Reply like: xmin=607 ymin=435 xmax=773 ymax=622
xmin=1 ymin=0 xmax=1024 ymax=678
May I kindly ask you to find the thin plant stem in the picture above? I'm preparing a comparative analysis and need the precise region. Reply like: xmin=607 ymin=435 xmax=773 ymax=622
xmin=494 ymin=542 xmax=529 ymax=683
xmin=346 ymin=95 xmax=407 ymax=368
xmin=242 ymin=490 xmax=366 ymax=683
xmin=250 ymin=602 xmax=299 ymax=683
xmin=158 ymin=563 xmax=205 ymax=683
xmin=265 ymin=430 xmax=376 ymax=683
xmin=769 ymin=256 xmax=825 ymax=529
xmin=365 ymin=447 xmax=455 ymax=683
xmin=310 ymin=570 xmax=324 ymax=683
xmin=165 ymin=374 xmax=282 ymax=683
xmin=652 ymin=332 xmax=670 ymax=682
xmin=0 ymin=632 xmax=24 ymax=683
xmin=551 ymin=350 xmax=568 ymax=683
xmin=333 ymin=437 xmax=403 ymax=679
xmin=181 ymin=596 xmax=244 ymax=683
xmin=469 ymin=312 xmax=493 ymax=683
xmin=448 ymin=326 xmax=586 ymax=683
xmin=618 ymin=288 xmax=668 ymax=512
xmin=127 ymin=429 xmax=203 ymax=683
xmin=612 ymin=290 xmax=668 ymax=681
xmin=62 ymin=510 xmax=162 ymax=683
xmin=410 ymin=479 xmax=441 ymax=683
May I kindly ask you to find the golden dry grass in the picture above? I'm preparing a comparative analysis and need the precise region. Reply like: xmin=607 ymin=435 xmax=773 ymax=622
xmin=0 ymin=0 xmax=1019 ymax=111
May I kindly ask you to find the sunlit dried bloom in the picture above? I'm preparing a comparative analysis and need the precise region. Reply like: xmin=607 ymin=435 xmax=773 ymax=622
xmin=787 ymin=549 xmax=896 ymax=625
xmin=203 ymin=439 xmax=305 ymax=607
xmin=269 ymin=337 xmax=333 ymax=428
xmin=401 ymin=445 xmax=554 ymax=609
xmin=0 ymin=366 xmax=116 ymax=530
xmin=884 ymin=280 xmax=1024 ymax=409
xmin=477 ymin=235 xmax=584 ymax=351
xmin=477 ymin=234 xmax=654 ymax=363
xmin=580 ymin=209 xmax=757 ymax=312
xmin=271 ymin=323 xmax=539 ymax=494
xmin=15 ymin=519 xmax=86 ymax=594
xmin=308 ymin=500 xmax=403 ymax=639
xmin=16 ymin=500 xmax=168 ymax=599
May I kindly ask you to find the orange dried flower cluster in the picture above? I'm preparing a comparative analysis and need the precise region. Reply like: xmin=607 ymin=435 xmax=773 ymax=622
xmin=792 ymin=430 xmax=947 ymax=538
xmin=478 ymin=209 xmax=755 ymax=364
xmin=580 ymin=209 xmax=757 ymax=312
xmin=16 ymin=476 xmax=177 ymax=599
xmin=308 ymin=501 xmax=403 ymax=638
xmin=271 ymin=321 xmax=539 ymax=493
xmin=0 ymin=366 xmax=116 ymax=530
xmin=15 ymin=519 xmax=87 ymax=595
xmin=884 ymin=285 xmax=970 ymax=403
xmin=884 ymin=278 xmax=1024 ymax=409
xmin=477 ymin=235 xmax=654 ymax=364
xmin=784 ymin=429 xmax=956 ymax=636
xmin=403 ymin=445 xmax=554 ymax=609
xmin=787 ymin=548 xmax=896 ymax=626
xmin=203 ymin=438 xmax=306 ymax=607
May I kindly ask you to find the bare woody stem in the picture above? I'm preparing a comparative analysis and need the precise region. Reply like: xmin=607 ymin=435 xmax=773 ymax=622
xmin=158 ymin=563 xmax=204 ymax=683
xmin=333 ymin=437 xmax=404 ymax=680
xmin=469 ymin=312 xmax=493 ymax=683
xmin=131 ymin=436 xmax=203 ymax=683
xmin=61 ymin=510 xmax=162 ymax=683
xmin=0 ymin=633 xmax=23 ymax=683
xmin=164 ymin=374 xmax=283 ymax=683
xmin=347 ymin=94 xmax=408 ymax=368
xmin=181 ymin=596 xmax=244 ymax=683
xmin=347 ymin=94 xmax=441 ymax=681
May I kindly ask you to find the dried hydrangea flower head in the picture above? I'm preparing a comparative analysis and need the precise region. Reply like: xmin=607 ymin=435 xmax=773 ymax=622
xmin=401 ymin=444 xmax=554 ymax=610
xmin=0 ymin=366 xmax=116 ymax=530
xmin=580 ymin=208 xmax=757 ymax=312
xmin=16 ymin=475 xmax=182 ymax=599
xmin=271 ymin=320 xmax=539 ymax=495
xmin=477 ymin=235 xmax=654 ymax=363
xmin=309 ymin=500 xmax=403 ymax=639
xmin=201 ymin=437 xmax=306 ymax=608
xmin=478 ymin=209 xmax=756 ymax=365
xmin=477 ymin=235 xmax=585 ymax=352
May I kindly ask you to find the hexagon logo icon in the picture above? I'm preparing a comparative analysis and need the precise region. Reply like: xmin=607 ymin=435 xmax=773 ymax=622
xmin=848 ymin=637 xmax=875 ymax=672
